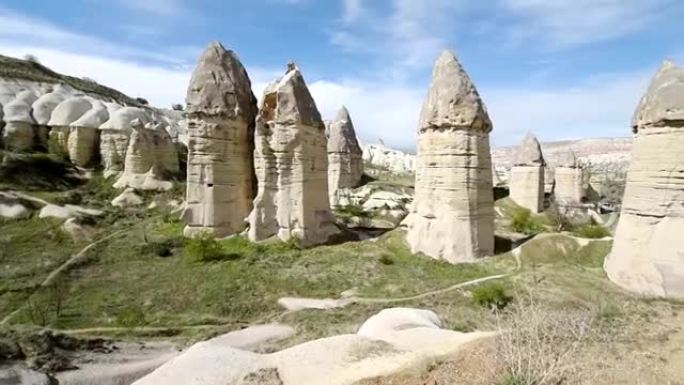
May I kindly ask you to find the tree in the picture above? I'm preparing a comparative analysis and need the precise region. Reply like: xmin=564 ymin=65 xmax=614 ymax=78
xmin=171 ymin=104 xmax=184 ymax=111
xmin=136 ymin=97 xmax=149 ymax=105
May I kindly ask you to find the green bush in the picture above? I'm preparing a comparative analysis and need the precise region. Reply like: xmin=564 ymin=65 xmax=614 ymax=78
xmin=510 ymin=208 xmax=543 ymax=234
xmin=185 ymin=232 xmax=229 ymax=262
xmin=139 ymin=238 xmax=184 ymax=257
xmin=574 ymin=224 xmax=611 ymax=239
xmin=116 ymin=307 xmax=146 ymax=328
xmin=379 ymin=254 xmax=394 ymax=265
xmin=471 ymin=282 xmax=513 ymax=310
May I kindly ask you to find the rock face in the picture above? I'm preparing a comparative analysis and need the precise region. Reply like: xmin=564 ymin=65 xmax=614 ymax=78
xmin=3 ymin=90 xmax=37 ymax=150
xmin=183 ymin=42 xmax=258 ymax=237
xmin=99 ymin=107 xmax=151 ymax=178
xmin=509 ymin=132 xmax=545 ymax=213
xmin=604 ymin=60 xmax=684 ymax=298
xmin=327 ymin=106 xmax=363 ymax=206
xmin=405 ymin=50 xmax=495 ymax=263
xmin=553 ymin=150 xmax=585 ymax=205
xmin=69 ymin=100 xmax=108 ymax=167
xmin=32 ymin=84 xmax=69 ymax=149
xmin=248 ymin=64 xmax=339 ymax=246
xmin=47 ymin=96 xmax=92 ymax=158
xmin=362 ymin=143 xmax=415 ymax=174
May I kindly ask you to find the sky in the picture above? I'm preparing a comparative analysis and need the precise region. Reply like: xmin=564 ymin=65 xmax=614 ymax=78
xmin=0 ymin=0 xmax=682 ymax=150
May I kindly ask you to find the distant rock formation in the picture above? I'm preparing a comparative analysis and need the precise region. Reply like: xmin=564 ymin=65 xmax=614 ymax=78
xmin=553 ymin=150 xmax=585 ymax=205
xmin=183 ymin=42 xmax=258 ymax=237
xmin=248 ymin=64 xmax=339 ymax=246
xmin=362 ymin=143 xmax=415 ymax=174
xmin=509 ymin=132 xmax=545 ymax=213
xmin=404 ymin=50 xmax=495 ymax=263
xmin=32 ymin=84 xmax=69 ymax=149
xmin=604 ymin=60 xmax=684 ymax=298
xmin=47 ymin=96 xmax=92 ymax=158
xmin=99 ymin=107 xmax=151 ymax=177
xmin=327 ymin=106 xmax=363 ymax=206
xmin=69 ymin=100 xmax=108 ymax=167
xmin=3 ymin=90 xmax=37 ymax=150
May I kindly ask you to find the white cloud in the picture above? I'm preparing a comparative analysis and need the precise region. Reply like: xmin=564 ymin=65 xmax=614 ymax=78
xmin=116 ymin=0 xmax=188 ymax=16
xmin=341 ymin=0 xmax=365 ymax=23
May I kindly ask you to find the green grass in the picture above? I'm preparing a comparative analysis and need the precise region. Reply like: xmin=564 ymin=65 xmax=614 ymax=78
xmin=0 ymin=152 xmax=84 ymax=191
xmin=574 ymin=224 xmax=612 ymax=239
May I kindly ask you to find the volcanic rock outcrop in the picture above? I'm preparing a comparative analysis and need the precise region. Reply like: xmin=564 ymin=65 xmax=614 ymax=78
xmin=32 ymin=84 xmax=69 ymax=149
xmin=3 ymin=90 xmax=37 ymax=150
xmin=553 ymin=150 xmax=585 ymax=205
xmin=604 ymin=60 xmax=684 ymax=298
xmin=47 ymin=96 xmax=92 ymax=158
xmin=404 ymin=50 xmax=495 ymax=263
xmin=248 ymin=64 xmax=339 ymax=246
xmin=98 ymin=107 xmax=151 ymax=177
xmin=327 ymin=106 xmax=363 ymax=206
xmin=183 ymin=42 xmax=258 ymax=237
xmin=509 ymin=132 xmax=545 ymax=213
xmin=69 ymin=100 xmax=108 ymax=167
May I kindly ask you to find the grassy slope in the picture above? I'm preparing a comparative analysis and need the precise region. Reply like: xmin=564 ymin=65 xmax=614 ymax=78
xmin=0 ymin=54 xmax=141 ymax=106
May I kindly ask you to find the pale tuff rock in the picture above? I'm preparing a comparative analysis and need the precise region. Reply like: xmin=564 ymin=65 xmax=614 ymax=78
xmin=68 ymin=100 xmax=108 ymax=167
xmin=47 ymin=96 xmax=92 ymax=157
xmin=38 ymin=204 xmax=103 ymax=220
xmin=111 ymin=187 xmax=144 ymax=208
xmin=3 ymin=90 xmax=37 ymax=150
xmin=133 ymin=308 xmax=491 ymax=385
xmin=99 ymin=107 xmax=152 ymax=178
xmin=113 ymin=120 xmax=178 ymax=191
xmin=327 ymin=106 xmax=363 ymax=206
xmin=554 ymin=150 xmax=585 ymax=205
xmin=32 ymin=84 xmax=70 ymax=148
xmin=248 ymin=65 xmax=339 ymax=246
xmin=605 ymin=60 xmax=684 ymax=298
xmin=509 ymin=132 xmax=545 ymax=213
xmin=362 ymin=143 xmax=415 ymax=174
xmin=183 ymin=42 xmax=258 ymax=237
xmin=405 ymin=50 xmax=495 ymax=263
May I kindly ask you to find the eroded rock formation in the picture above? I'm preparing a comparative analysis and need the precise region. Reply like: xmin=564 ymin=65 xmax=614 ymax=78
xmin=404 ymin=50 xmax=495 ymax=263
xmin=248 ymin=64 xmax=339 ymax=246
xmin=47 ymin=96 xmax=92 ymax=157
xmin=3 ymin=90 xmax=37 ymax=150
xmin=509 ymin=132 xmax=545 ymax=213
xmin=99 ymin=107 xmax=151 ymax=178
xmin=32 ymin=84 xmax=69 ymax=149
xmin=604 ymin=60 xmax=684 ymax=298
xmin=327 ymin=106 xmax=363 ymax=206
xmin=69 ymin=100 xmax=108 ymax=167
xmin=183 ymin=42 xmax=258 ymax=237
xmin=553 ymin=150 xmax=585 ymax=205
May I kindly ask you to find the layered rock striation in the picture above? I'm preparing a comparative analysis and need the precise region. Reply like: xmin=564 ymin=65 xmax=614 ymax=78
xmin=248 ymin=64 xmax=339 ymax=246
xmin=604 ymin=60 xmax=684 ymax=298
xmin=404 ymin=50 xmax=495 ymax=263
xmin=327 ymin=106 xmax=363 ymax=206
xmin=509 ymin=132 xmax=545 ymax=213
xmin=183 ymin=42 xmax=258 ymax=237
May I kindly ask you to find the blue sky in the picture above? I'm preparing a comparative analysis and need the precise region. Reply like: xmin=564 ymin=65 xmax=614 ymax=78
xmin=0 ymin=0 xmax=682 ymax=149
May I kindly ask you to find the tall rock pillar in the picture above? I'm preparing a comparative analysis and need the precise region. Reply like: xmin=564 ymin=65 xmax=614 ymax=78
xmin=553 ymin=150 xmax=585 ymax=205
xmin=327 ymin=106 xmax=363 ymax=206
xmin=248 ymin=64 xmax=339 ymax=246
xmin=405 ymin=50 xmax=494 ymax=263
xmin=509 ymin=132 xmax=545 ymax=213
xmin=604 ymin=60 xmax=684 ymax=298
xmin=183 ymin=42 xmax=258 ymax=237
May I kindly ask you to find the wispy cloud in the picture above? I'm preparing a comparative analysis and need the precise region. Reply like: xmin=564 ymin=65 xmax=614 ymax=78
xmin=116 ymin=0 xmax=188 ymax=16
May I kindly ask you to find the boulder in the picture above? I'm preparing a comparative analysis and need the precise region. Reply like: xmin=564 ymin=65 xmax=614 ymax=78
xmin=99 ymin=107 xmax=152 ymax=178
xmin=3 ymin=90 xmax=37 ymax=151
xmin=183 ymin=42 xmax=258 ymax=237
xmin=509 ymin=132 xmax=545 ymax=213
xmin=554 ymin=150 xmax=585 ymax=205
xmin=38 ymin=204 xmax=103 ymax=220
xmin=68 ymin=100 xmax=108 ymax=167
xmin=0 ymin=201 xmax=31 ymax=219
xmin=0 ymin=363 xmax=55 ymax=385
xmin=248 ymin=64 xmax=339 ymax=246
xmin=327 ymin=106 xmax=363 ymax=206
xmin=111 ymin=187 xmax=144 ymax=208
xmin=47 ymin=96 xmax=92 ymax=157
xmin=604 ymin=60 xmax=684 ymax=298
xmin=404 ymin=50 xmax=495 ymax=263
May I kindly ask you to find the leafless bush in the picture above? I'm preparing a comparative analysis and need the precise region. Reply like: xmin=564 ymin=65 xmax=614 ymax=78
xmin=493 ymin=299 xmax=597 ymax=385
xmin=26 ymin=278 xmax=70 ymax=327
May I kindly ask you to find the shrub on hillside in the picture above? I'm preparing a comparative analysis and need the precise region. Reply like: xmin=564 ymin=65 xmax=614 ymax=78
xmin=510 ymin=208 xmax=543 ymax=235
xmin=574 ymin=224 xmax=611 ymax=239
xmin=471 ymin=282 xmax=513 ymax=310
xmin=184 ymin=232 xmax=229 ymax=262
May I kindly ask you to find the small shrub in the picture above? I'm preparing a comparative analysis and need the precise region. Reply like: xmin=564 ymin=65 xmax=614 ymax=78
xmin=472 ymin=282 xmax=513 ymax=310
xmin=185 ymin=232 xmax=229 ymax=262
xmin=116 ymin=307 xmax=146 ymax=328
xmin=139 ymin=238 xmax=183 ymax=257
xmin=379 ymin=254 xmax=394 ymax=265
xmin=284 ymin=236 xmax=302 ymax=250
xmin=574 ymin=224 xmax=611 ymax=239
xmin=510 ymin=208 xmax=543 ymax=235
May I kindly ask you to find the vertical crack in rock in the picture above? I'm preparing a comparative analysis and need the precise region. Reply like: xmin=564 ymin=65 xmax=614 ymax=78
xmin=183 ymin=41 xmax=258 ymax=237
xmin=405 ymin=50 xmax=495 ymax=263
xmin=248 ymin=64 xmax=340 ymax=246
xmin=605 ymin=60 xmax=684 ymax=298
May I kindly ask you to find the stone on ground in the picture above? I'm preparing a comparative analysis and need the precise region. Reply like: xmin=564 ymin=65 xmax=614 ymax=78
xmin=248 ymin=64 xmax=339 ymax=246
xmin=404 ymin=50 xmax=495 ymax=263
xmin=327 ymin=106 xmax=363 ymax=206
xmin=509 ymin=132 xmax=545 ymax=213
xmin=604 ymin=60 xmax=684 ymax=298
xmin=111 ymin=188 xmax=144 ymax=208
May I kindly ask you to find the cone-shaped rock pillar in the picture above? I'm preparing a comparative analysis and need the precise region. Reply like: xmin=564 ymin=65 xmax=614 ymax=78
xmin=404 ymin=50 xmax=495 ymax=263
xmin=183 ymin=42 xmax=258 ymax=237
xmin=553 ymin=150 xmax=585 ymax=205
xmin=327 ymin=106 xmax=363 ymax=206
xmin=510 ymin=132 xmax=545 ymax=213
xmin=604 ymin=60 xmax=684 ymax=298
xmin=248 ymin=64 xmax=339 ymax=246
